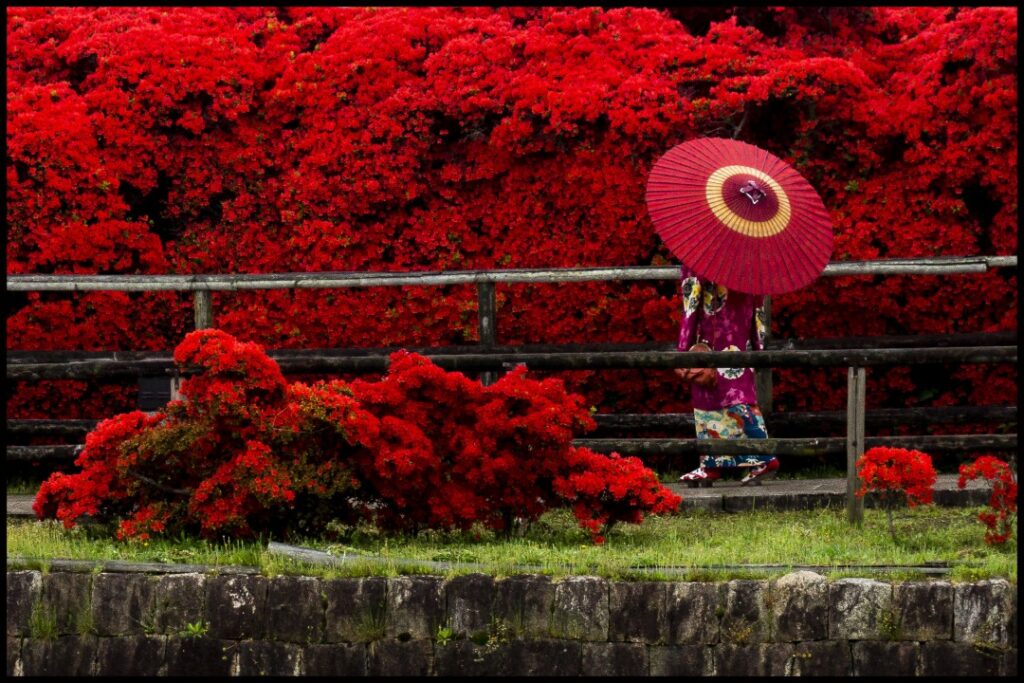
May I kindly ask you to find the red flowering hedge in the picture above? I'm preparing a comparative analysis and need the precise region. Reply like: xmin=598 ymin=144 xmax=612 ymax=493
xmin=34 ymin=329 xmax=681 ymax=541
xmin=957 ymin=455 xmax=1017 ymax=545
xmin=6 ymin=7 xmax=1017 ymax=427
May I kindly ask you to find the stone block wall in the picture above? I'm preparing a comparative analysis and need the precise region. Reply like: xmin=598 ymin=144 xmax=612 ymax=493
xmin=5 ymin=568 xmax=1017 ymax=676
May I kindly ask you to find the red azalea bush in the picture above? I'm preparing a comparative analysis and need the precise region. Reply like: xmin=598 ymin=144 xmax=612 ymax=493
xmin=6 ymin=7 xmax=1017 ymax=429
xmin=856 ymin=446 xmax=937 ymax=506
xmin=6 ymin=6 xmax=1015 ymax=444
xmin=856 ymin=446 xmax=936 ymax=541
xmin=34 ymin=329 xmax=379 ymax=539
xmin=554 ymin=446 xmax=682 ymax=544
xmin=348 ymin=351 xmax=596 ymax=533
xmin=348 ymin=353 xmax=682 ymax=540
xmin=34 ymin=329 xmax=681 ymax=541
xmin=957 ymin=455 xmax=1017 ymax=545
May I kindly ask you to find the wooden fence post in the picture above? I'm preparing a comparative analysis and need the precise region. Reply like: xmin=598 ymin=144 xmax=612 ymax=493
xmin=193 ymin=290 xmax=213 ymax=330
xmin=477 ymin=282 xmax=497 ymax=385
xmin=846 ymin=366 xmax=866 ymax=526
xmin=755 ymin=295 xmax=772 ymax=413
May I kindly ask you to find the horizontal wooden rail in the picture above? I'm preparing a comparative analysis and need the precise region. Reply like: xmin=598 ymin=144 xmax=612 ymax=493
xmin=9 ymin=433 xmax=1015 ymax=462
xmin=5 ymin=256 xmax=1017 ymax=292
xmin=592 ymin=406 xmax=1019 ymax=431
xmin=8 ymin=405 xmax=1017 ymax=439
xmin=7 ymin=331 xmax=1016 ymax=364
xmin=578 ymin=434 xmax=1018 ymax=456
xmin=7 ymin=345 xmax=1016 ymax=380
xmin=7 ymin=445 xmax=83 ymax=461
xmin=8 ymin=419 xmax=101 ymax=436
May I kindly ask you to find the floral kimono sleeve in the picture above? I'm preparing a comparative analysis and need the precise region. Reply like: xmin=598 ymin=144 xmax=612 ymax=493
xmin=677 ymin=266 xmax=703 ymax=352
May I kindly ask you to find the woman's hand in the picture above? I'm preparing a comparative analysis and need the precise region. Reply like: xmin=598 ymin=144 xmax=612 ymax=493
xmin=690 ymin=367 xmax=718 ymax=387
xmin=675 ymin=344 xmax=718 ymax=388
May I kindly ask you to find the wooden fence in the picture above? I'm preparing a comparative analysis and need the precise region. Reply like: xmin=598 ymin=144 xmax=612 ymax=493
xmin=6 ymin=255 xmax=1018 ymax=523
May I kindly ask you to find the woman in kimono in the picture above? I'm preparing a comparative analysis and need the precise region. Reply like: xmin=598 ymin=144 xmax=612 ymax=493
xmin=675 ymin=263 xmax=778 ymax=487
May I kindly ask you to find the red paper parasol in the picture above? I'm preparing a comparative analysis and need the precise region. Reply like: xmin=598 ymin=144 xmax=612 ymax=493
xmin=645 ymin=137 xmax=833 ymax=295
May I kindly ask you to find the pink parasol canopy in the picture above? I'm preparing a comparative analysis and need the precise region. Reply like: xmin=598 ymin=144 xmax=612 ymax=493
xmin=645 ymin=137 xmax=834 ymax=295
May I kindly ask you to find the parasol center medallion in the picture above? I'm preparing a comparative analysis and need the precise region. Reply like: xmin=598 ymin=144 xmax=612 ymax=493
xmin=739 ymin=180 xmax=766 ymax=204
xmin=705 ymin=165 xmax=791 ymax=238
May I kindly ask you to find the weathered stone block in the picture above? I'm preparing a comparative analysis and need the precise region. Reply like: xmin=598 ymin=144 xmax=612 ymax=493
xmin=507 ymin=640 xmax=582 ymax=676
xmin=367 ymin=638 xmax=432 ymax=676
xmin=666 ymin=581 xmax=721 ymax=645
xmin=492 ymin=574 xmax=554 ymax=638
xmin=95 ymin=635 xmax=166 ymax=676
xmin=7 ymin=637 xmax=21 ymax=676
xmin=720 ymin=579 xmax=769 ymax=644
xmin=323 ymin=576 xmax=387 ymax=643
xmin=1001 ymin=648 xmax=1017 ymax=677
xmin=435 ymin=639 xmax=583 ymax=676
xmin=550 ymin=576 xmax=609 ymax=641
xmin=763 ymin=642 xmax=797 ymax=676
xmin=609 ymin=581 xmax=667 ymax=643
xmin=204 ymin=574 xmax=268 ymax=640
xmin=713 ymin=643 xmax=759 ymax=676
xmin=434 ymin=639 xmax=506 ymax=677
xmin=769 ymin=570 xmax=828 ymax=642
xmin=920 ymin=641 xmax=1001 ymax=676
xmin=581 ymin=642 xmax=648 ymax=676
xmin=236 ymin=640 xmax=302 ymax=676
xmin=6 ymin=571 xmax=40 ymax=637
xmin=152 ymin=573 xmax=206 ymax=635
xmin=893 ymin=580 xmax=953 ymax=641
xmin=385 ymin=576 xmax=445 ymax=640
xmin=851 ymin=641 xmax=919 ymax=676
xmin=953 ymin=579 xmax=1013 ymax=647
xmin=303 ymin=643 xmax=367 ymax=676
xmin=91 ymin=572 xmax=156 ymax=636
xmin=789 ymin=640 xmax=851 ymax=676
xmin=445 ymin=573 xmax=495 ymax=638
xmin=648 ymin=645 xmax=710 ymax=675
xmin=713 ymin=643 xmax=794 ymax=676
xmin=829 ymin=578 xmax=892 ymax=640
xmin=39 ymin=571 xmax=93 ymax=636
xmin=164 ymin=636 xmax=233 ymax=677
xmin=266 ymin=575 xmax=324 ymax=644
xmin=21 ymin=635 xmax=97 ymax=676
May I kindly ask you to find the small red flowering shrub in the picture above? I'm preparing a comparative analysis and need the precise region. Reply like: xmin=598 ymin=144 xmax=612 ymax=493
xmin=554 ymin=446 xmax=682 ymax=544
xmin=34 ymin=330 xmax=378 ymax=539
xmin=957 ymin=455 xmax=1017 ymax=545
xmin=856 ymin=446 xmax=937 ymax=507
xmin=6 ymin=7 xmax=1017 ymax=428
xmin=856 ymin=446 xmax=936 ymax=541
xmin=34 ymin=330 xmax=680 ymax=541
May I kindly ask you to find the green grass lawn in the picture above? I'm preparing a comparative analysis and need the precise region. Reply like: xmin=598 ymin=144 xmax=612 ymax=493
xmin=7 ymin=505 xmax=1015 ymax=583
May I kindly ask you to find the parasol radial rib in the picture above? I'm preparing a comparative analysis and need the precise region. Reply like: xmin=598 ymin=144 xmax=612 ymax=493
xmin=669 ymin=210 xmax=726 ymax=265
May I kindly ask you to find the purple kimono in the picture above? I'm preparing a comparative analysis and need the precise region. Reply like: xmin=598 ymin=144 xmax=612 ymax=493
xmin=676 ymin=264 xmax=767 ymax=411
xmin=676 ymin=263 xmax=774 ymax=470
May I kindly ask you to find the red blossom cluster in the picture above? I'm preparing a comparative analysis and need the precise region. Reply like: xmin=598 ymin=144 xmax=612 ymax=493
xmin=957 ymin=455 xmax=1017 ymax=545
xmin=855 ymin=446 xmax=936 ymax=507
xmin=553 ymin=446 xmax=681 ymax=544
xmin=6 ymin=7 xmax=1017 ymax=425
xmin=34 ymin=329 xmax=680 ymax=541
xmin=34 ymin=330 xmax=378 ymax=539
